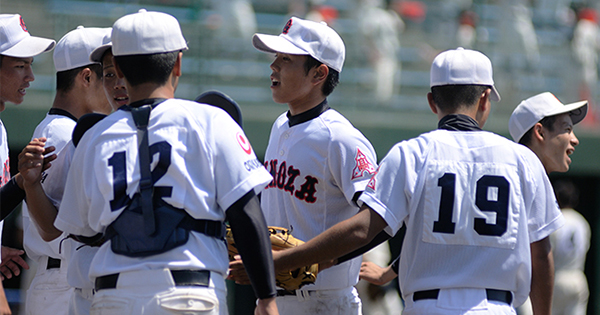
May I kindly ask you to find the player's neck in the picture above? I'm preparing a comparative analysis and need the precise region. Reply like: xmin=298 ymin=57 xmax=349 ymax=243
xmin=126 ymin=83 xmax=175 ymax=104
xmin=52 ymin=92 xmax=88 ymax=119
xmin=287 ymin=94 xmax=326 ymax=116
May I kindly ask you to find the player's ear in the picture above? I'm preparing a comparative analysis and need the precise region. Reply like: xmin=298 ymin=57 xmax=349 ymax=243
xmin=478 ymin=89 xmax=491 ymax=112
xmin=173 ymin=52 xmax=183 ymax=78
xmin=312 ymin=64 xmax=328 ymax=85
xmin=80 ymin=68 xmax=92 ymax=87
xmin=427 ymin=92 xmax=438 ymax=114
xmin=533 ymin=122 xmax=545 ymax=141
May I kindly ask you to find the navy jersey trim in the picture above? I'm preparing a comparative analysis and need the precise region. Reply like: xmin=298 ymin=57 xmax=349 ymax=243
xmin=287 ymin=99 xmax=330 ymax=127
xmin=48 ymin=108 xmax=78 ymax=122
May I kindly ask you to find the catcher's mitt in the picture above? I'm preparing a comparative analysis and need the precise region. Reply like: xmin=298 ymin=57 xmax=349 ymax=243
xmin=226 ymin=226 xmax=318 ymax=291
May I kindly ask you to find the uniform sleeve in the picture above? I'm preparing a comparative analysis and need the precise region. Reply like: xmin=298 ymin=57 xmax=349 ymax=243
xmin=359 ymin=142 xmax=417 ymax=235
xmin=522 ymin=152 xmax=564 ymax=243
xmin=329 ymin=129 xmax=377 ymax=206
xmin=212 ymin=111 xmax=272 ymax=211
xmin=54 ymin=142 xmax=99 ymax=237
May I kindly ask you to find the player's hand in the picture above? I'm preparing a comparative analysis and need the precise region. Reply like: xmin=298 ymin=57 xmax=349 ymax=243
xmin=18 ymin=138 xmax=56 ymax=186
xmin=359 ymin=261 xmax=395 ymax=286
xmin=255 ymin=297 xmax=278 ymax=315
xmin=0 ymin=247 xmax=29 ymax=280
xmin=227 ymin=255 xmax=251 ymax=285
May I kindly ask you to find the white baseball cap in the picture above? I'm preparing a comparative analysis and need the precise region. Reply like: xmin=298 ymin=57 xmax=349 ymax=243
xmin=430 ymin=47 xmax=501 ymax=102
xmin=111 ymin=9 xmax=188 ymax=56
xmin=0 ymin=14 xmax=55 ymax=58
xmin=54 ymin=26 xmax=111 ymax=72
xmin=509 ymin=92 xmax=588 ymax=142
xmin=252 ymin=16 xmax=345 ymax=72
xmin=89 ymin=30 xmax=112 ymax=63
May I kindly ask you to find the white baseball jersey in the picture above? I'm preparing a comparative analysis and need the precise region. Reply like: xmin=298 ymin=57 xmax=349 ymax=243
xmin=23 ymin=112 xmax=77 ymax=262
xmin=551 ymin=209 xmax=590 ymax=271
xmin=55 ymin=98 xmax=272 ymax=279
xmin=359 ymin=129 xmax=564 ymax=307
xmin=0 ymin=119 xmax=8 ymax=254
xmin=551 ymin=208 xmax=590 ymax=315
xmin=261 ymin=104 xmax=377 ymax=291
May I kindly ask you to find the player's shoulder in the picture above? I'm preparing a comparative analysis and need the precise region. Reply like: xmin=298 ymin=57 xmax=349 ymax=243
xmin=161 ymin=98 xmax=236 ymax=123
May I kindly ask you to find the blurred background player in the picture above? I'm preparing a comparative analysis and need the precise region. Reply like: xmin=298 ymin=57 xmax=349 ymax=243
xmin=0 ymin=13 xmax=54 ymax=315
xmin=237 ymin=16 xmax=377 ymax=315
xmin=19 ymin=26 xmax=110 ymax=315
xmin=53 ymin=10 xmax=278 ymax=315
xmin=549 ymin=179 xmax=590 ymax=315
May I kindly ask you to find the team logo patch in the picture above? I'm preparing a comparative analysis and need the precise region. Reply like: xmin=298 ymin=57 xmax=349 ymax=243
xmin=367 ymin=166 xmax=379 ymax=190
xmin=282 ymin=19 xmax=292 ymax=34
xmin=237 ymin=132 xmax=253 ymax=155
xmin=352 ymin=148 xmax=375 ymax=180
xmin=19 ymin=16 xmax=28 ymax=32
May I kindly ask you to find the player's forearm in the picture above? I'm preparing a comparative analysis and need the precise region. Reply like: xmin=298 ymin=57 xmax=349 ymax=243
xmin=227 ymin=191 xmax=277 ymax=299
xmin=23 ymin=182 xmax=62 ymax=241
xmin=274 ymin=205 xmax=387 ymax=272
xmin=529 ymin=237 xmax=553 ymax=315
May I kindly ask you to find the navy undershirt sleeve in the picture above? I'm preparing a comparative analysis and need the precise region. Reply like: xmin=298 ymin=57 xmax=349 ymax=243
xmin=226 ymin=190 xmax=277 ymax=299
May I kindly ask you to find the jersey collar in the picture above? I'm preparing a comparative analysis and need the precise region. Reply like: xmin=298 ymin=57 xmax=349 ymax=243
xmin=287 ymin=99 xmax=330 ymax=127
xmin=48 ymin=108 xmax=78 ymax=122
xmin=121 ymin=98 xmax=168 ymax=111
xmin=438 ymin=114 xmax=481 ymax=131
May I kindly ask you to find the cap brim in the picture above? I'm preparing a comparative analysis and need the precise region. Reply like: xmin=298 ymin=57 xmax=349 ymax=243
xmin=547 ymin=100 xmax=588 ymax=125
xmin=491 ymin=86 xmax=501 ymax=102
xmin=90 ymin=43 xmax=112 ymax=63
xmin=1 ymin=36 xmax=55 ymax=58
xmin=252 ymin=33 xmax=308 ymax=55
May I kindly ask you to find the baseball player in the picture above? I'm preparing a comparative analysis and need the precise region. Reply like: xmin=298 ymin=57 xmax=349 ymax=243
xmin=53 ymin=10 xmax=278 ymax=315
xmin=267 ymin=47 xmax=564 ymax=315
xmin=360 ymin=91 xmax=590 ymax=292
xmin=549 ymin=180 xmax=590 ymax=315
xmin=0 ymin=13 xmax=54 ymax=314
xmin=508 ymin=91 xmax=588 ymax=315
xmin=238 ymin=16 xmax=377 ymax=314
xmin=18 ymin=26 xmax=111 ymax=315
xmin=19 ymin=30 xmax=127 ymax=315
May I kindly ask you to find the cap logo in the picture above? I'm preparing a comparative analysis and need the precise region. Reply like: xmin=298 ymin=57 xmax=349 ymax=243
xmin=282 ymin=19 xmax=292 ymax=34
xmin=19 ymin=16 xmax=28 ymax=32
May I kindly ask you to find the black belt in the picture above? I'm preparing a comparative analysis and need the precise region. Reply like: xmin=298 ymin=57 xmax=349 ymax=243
xmin=95 ymin=270 xmax=210 ymax=291
xmin=276 ymin=289 xmax=316 ymax=297
xmin=46 ymin=257 xmax=61 ymax=270
xmin=413 ymin=289 xmax=512 ymax=305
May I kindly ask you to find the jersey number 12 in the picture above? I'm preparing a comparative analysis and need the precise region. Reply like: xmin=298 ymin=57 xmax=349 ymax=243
xmin=108 ymin=141 xmax=172 ymax=211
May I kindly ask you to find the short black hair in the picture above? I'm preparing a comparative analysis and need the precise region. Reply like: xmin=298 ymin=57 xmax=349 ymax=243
xmin=113 ymin=51 xmax=178 ymax=87
xmin=303 ymin=55 xmax=339 ymax=96
xmin=518 ymin=115 xmax=558 ymax=146
xmin=430 ymin=84 xmax=490 ymax=113
xmin=0 ymin=55 xmax=3 ymax=67
xmin=56 ymin=64 xmax=103 ymax=92
xmin=553 ymin=179 xmax=579 ymax=209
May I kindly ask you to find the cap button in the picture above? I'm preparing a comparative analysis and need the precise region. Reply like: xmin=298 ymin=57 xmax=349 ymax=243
xmin=138 ymin=8 xmax=147 ymax=13
xmin=457 ymin=47 xmax=464 ymax=50
xmin=76 ymin=25 xmax=84 ymax=29
xmin=320 ymin=21 xmax=327 ymax=26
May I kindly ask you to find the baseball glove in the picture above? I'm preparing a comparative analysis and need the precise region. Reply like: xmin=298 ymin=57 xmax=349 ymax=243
xmin=226 ymin=226 xmax=318 ymax=291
